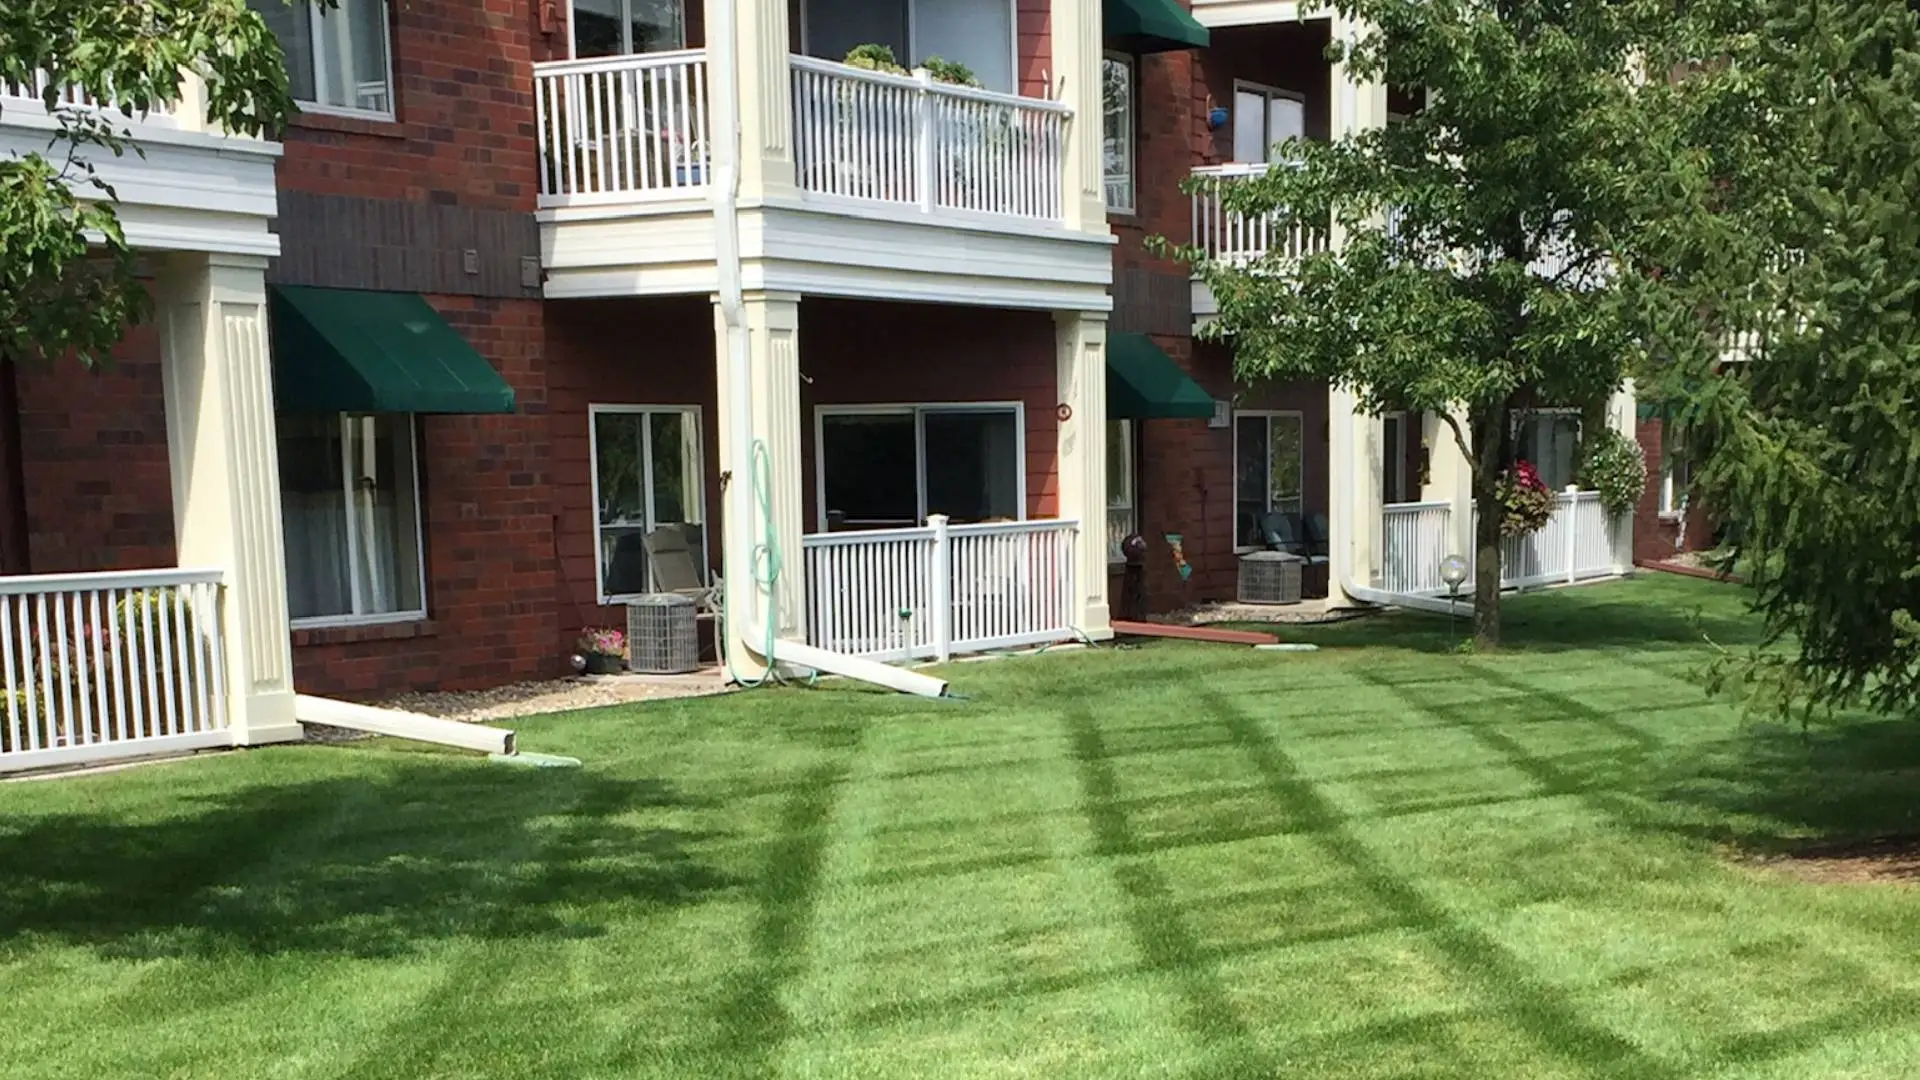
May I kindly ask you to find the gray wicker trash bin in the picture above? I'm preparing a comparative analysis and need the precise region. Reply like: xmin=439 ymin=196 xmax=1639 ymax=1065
xmin=627 ymin=594 xmax=699 ymax=674
xmin=1237 ymin=551 xmax=1304 ymax=605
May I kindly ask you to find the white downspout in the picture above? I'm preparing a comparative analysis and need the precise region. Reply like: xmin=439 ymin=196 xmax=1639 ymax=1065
xmin=706 ymin=8 xmax=945 ymax=697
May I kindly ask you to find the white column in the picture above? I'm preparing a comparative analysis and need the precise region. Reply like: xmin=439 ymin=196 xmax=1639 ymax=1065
xmin=1423 ymin=407 xmax=1476 ymax=567
xmin=711 ymin=0 xmax=797 ymax=201
xmin=154 ymin=252 xmax=300 ymax=746
xmin=1326 ymin=18 xmax=1390 ymax=606
xmin=1050 ymin=0 xmax=1109 ymax=234
xmin=1608 ymin=378 xmax=1637 ymax=572
xmin=1053 ymin=310 xmax=1113 ymax=638
xmin=714 ymin=291 xmax=806 ymax=678
xmin=1328 ymin=389 xmax=1384 ymax=604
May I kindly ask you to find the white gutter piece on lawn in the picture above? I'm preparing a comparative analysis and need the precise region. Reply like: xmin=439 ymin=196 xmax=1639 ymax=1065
xmin=294 ymin=694 xmax=515 ymax=756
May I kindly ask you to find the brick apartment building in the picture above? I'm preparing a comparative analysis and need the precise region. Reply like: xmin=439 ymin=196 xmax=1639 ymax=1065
xmin=1 ymin=0 xmax=1667 ymax=735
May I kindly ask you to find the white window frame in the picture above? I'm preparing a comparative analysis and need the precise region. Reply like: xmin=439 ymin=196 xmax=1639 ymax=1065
xmin=564 ymin=0 xmax=689 ymax=58
xmin=797 ymin=0 xmax=1020 ymax=94
xmin=1658 ymin=429 xmax=1690 ymax=519
xmin=1232 ymin=409 xmax=1306 ymax=554
xmin=1103 ymin=52 xmax=1136 ymax=215
xmin=588 ymin=404 xmax=708 ymax=605
xmin=286 ymin=413 xmax=429 ymax=630
xmin=1107 ymin=418 xmax=1135 ymax=563
xmin=1231 ymin=80 xmax=1307 ymax=165
xmin=288 ymin=0 xmax=398 ymax=121
xmin=813 ymin=402 xmax=1027 ymax=532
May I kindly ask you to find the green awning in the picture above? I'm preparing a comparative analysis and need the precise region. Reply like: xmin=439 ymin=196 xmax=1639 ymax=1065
xmin=1105 ymin=0 xmax=1210 ymax=52
xmin=268 ymin=285 xmax=516 ymax=414
xmin=1108 ymin=332 xmax=1215 ymax=420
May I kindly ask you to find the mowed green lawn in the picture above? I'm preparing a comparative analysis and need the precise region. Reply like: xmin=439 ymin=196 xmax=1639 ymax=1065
xmin=7 ymin=575 xmax=1920 ymax=1079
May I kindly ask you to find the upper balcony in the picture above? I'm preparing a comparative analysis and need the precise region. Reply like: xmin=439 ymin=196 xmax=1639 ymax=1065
xmin=531 ymin=48 xmax=1113 ymax=312
xmin=0 ymin=73 xmax=280 ymax=258
xmin=1188 ymin=162 xmax=1331 ymax=323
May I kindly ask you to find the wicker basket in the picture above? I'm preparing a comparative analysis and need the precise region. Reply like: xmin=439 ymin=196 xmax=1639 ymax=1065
xmin=626 ymin=594 xmax=699 ymax=674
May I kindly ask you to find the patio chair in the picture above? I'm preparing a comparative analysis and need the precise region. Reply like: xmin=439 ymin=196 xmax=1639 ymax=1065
xmin=642 ymin=524 xmax=720 ymax=612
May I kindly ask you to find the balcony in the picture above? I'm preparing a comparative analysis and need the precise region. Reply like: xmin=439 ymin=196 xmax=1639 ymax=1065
xmin=532 ymin=51 xmax=1111 ymax=309
xmin=1188 ymin=162 xmax=1331 ymax=322
xmin=0 ymin=73 xmax=280 ymax=258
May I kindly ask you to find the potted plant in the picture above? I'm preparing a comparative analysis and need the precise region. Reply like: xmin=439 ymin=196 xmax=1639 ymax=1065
xmin=577 ymin=627 xmax=627 ymax=675
xmin=1497 ymin=460 xmax=1556 ymax=537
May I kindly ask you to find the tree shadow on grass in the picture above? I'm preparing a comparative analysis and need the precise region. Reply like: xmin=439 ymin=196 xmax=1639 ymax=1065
xmin=0 ymin=758 xmax=740 ymax=960
xmin=1644 ymin=714 xmax=1920 ymax=855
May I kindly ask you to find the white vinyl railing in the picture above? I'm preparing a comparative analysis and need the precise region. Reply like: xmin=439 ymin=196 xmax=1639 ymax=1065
xmin=1190 ymin=163 xmax=1331 ymax=266
xmin=2 ymin=71 xmax=175 ymax=122
xmin=0 ymin=568 xmax=229 ymax=774
xmin=1382 ymin=490 xmax=1628 ymax=596
xmin=1381 ymin=501 xmax=1453 ymax=594
xmin=803 ymin=516 xmax=1078 ymax=662
xmin=533 ymin=50 xmax=709 ymax=207
xmin=791 ymin=57 xmax=1069 ymax=223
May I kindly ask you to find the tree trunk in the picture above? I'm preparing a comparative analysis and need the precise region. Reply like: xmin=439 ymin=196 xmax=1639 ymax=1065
xmin=0 ymin=357 xmax=31 ymax=575
xmin=1468 ymin=400 xmax=1512 ymax=649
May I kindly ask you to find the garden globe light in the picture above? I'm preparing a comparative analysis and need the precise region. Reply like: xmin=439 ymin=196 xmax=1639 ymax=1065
xmin=1440 ymin=555 xmax=1469 ymax=642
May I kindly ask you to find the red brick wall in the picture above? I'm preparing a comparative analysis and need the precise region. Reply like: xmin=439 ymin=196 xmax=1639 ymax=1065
xmin=799 ymin=300 xmax=1060 ymax=527
xmin=544 ymin=297 xmax=722 ymax=640
xmin=276 ymin=0 xmax=540 ymax=210
xmin=288 ymin=297 xmax=557 ymax=697
xmin=1633 ymin=418 xmax=1713 ymax=564
xmin=14 ymin=327 xmax=176 ymax=575
xmin=1019 ymin=0 xmax=1053 ymax=97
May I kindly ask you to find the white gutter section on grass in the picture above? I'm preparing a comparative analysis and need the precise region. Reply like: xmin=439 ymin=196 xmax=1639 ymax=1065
xmin=706 ymin=3 xmax=945 ymax=699
xmin=294 ymin=694 xmax=515 ymax=755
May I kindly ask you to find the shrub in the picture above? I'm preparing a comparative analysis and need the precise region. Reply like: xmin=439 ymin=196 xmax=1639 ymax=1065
xmin=918 ymin=56 xmax=981 ymax=87
xmin=843 ymin=44 xmax=907 ymax=76
xmin=1497 ymin=460 xmax=1556 ymax=537
xmin=1579 ymin=427 xmax=1648 ymax=518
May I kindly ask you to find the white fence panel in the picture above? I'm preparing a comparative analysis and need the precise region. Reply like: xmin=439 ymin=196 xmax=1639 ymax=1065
xmin=1190 ymin=163 xmax=1331 ymax=266
xmin=534 ymin=50 xmax=710 ymax=206
xmin=791 ymin=57 xmax=1068 ymax=224
xmin=0 ymin=568 xmax=229 ymax=774
xmin=947 ymin=521 xmax=1077 ymax=654
xmin=1380 ymin=501 xmax=1453 ymax=594
xmin=803 ymin=526 xmax=939 ymax=662
xmin=801 ymin=517 xmax=1079 ymax=662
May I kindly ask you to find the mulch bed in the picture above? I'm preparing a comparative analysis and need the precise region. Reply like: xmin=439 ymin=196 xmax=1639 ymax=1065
xmin=1744 ymin=835 xmax=1920 ymax=885
xmin=1640 ymin=559 xmax=1746 ymax=585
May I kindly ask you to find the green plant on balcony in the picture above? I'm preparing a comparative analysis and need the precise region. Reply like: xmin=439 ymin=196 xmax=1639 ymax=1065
xmin=843 ymin=44 xmax=909 ymax=77
xmin=1578 ymin=428 xmax=1647 ymax=518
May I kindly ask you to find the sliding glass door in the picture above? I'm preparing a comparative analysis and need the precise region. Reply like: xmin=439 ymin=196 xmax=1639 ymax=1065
xmin=802 ymin=0 xmax=1015 ymax=94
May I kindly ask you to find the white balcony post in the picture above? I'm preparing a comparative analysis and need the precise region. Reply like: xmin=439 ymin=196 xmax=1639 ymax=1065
xmin=913 ymin=69 xmax=938 ymax=214
xmin=707 ymin=0 xmax=795 ymax=200
xmin=713 ymin=291 xmax=806 ymax=679
xmin=1053 ymin=310 xmax=1113 ymax=639
xmin=929 ymin=513 xmax=952 ymax=661
xmin=1050 ymin=0 xmax=1108 ymax=234
xmin=154 ymin=253 xmax=300 ymax=747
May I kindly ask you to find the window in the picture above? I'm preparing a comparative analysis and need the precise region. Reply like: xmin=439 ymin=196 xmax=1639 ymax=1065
xmin=1234 ymin=411 xmax=1304 ymax=549
xmin=1513 ymin=409 xmax=1581 ymax=491
xmin=1103 ymin=54 xmax=1135 ymax=214
xmin=1107 ymin=419 xmax=1135 ymax=562
xmin=278 ymin=413 xmax=425 ymax=625
xmin=591 ymin=407 xmax=706 ymax=602
xmin=250 ymin=0 xmax=394 ymax=118
xmin=1383 ymin=412 xmax=1414 ymax=505
xmin=571 ymin=0 xmax=685 ymax=57
xmin=802 ymin=0 xmax=1016 ymax=94
xmin=817 ymin=405 xmax=1023 ymax=530
xmin=1659 ymin=428 xmax=1691 ymax=517
xmin=1232 ymin=82 xmax=1306 ymax=164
